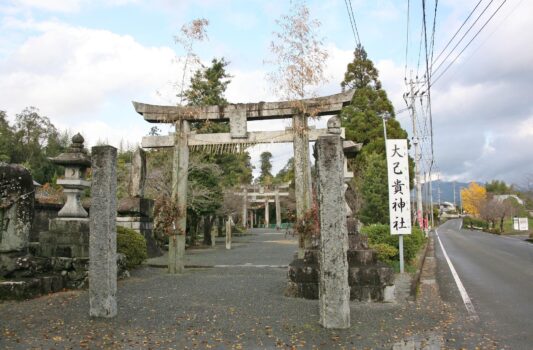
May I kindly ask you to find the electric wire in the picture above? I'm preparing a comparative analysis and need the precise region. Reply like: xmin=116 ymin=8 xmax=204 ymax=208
xmin=404 ymin=0 xmax=411 ymax=80
xmin=347 ymin=0 xmax=362 ymax=46
xmin=432 ymin=0 xmax=496 ymax=76
xmin=429 ymin=0 xmax=524 ymax=85
xmin=431 ymin=0 xmax=508 ymax=87
xmin=344 ymin=0 xmax=360 ymax=47
xmin=431 ymin=0 xmax=484 ymax=68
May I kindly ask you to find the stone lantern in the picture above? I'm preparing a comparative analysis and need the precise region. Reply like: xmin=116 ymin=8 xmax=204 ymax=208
xmin=39 ymin=133 xmax=92 ymax=258
xmin=50 ymin=133 xmax=91 ymax=218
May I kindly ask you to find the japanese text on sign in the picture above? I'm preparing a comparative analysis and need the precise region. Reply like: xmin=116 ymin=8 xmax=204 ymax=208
xmin=386 ymin=140 xmax=412 ymax=235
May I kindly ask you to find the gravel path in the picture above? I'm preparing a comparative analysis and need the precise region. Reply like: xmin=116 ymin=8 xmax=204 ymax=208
xmin=0 ymin=229 xmax=488 ymax=349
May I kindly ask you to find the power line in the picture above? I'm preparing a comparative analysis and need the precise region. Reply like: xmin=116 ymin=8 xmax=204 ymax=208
xmin=422 ymin=0 xmax=435 ymax=173
xmin=344 ymin=0 xmax=361 ymax=47
xmin=431 ymin=0 xmax=508 ymax=87
xmin=432 ymin=0 xmax=496 ymax=76
xmin=429 ymin=0 xmax=439 ymax=69
xmin=404 ymin=0 xmax=411 ymax=80
xmin=347 ymin=0 xmax=362 ymax=45
xmin=429 ymin=0 xmax=524 ymax=85
xmin=431 ymin=0 xmax=484 ymax=68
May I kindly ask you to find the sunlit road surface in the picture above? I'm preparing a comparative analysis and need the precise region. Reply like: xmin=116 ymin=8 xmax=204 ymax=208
xmin=435 ymin=219 xmax=533 ymax=348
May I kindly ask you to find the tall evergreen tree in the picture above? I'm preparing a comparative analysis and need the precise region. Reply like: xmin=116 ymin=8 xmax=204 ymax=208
xmin=341 ymin=45 xmax=411 ymax=225
xmin=258 ymin=151 xmax=273 ymax=185
xmin=181 ymin=58 xmax=231 ymax=107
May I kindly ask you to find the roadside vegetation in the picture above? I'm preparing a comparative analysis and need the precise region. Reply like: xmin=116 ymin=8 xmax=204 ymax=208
xmin=461 ymin=180 xmax=532 ymax=235
xmin=361 ymin=224 xmax=426 ymax=272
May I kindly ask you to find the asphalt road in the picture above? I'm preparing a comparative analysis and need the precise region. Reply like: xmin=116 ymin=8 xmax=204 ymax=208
xmin=435 ymin=219 xmax=533 ymax=349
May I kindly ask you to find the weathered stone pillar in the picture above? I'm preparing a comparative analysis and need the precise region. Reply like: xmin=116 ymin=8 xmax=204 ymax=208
xmin=169 ymin=120 xmax=189 ymax=274
xmin=264 ymin=199 xmax=270 ymax=227
xmin=316 ymin=134 xmax=350 ymax=329
xmin=225 ymin=216 xmax=232 ymax=250
xmin=293 ymin=114 xmax=312 ymax=255
xmin=250 ymin=210 xmax=254 ymax=228
xmin=242 ymin=188 xmax=247 ymax=229
xmin=129 ymin=147 xmax=146 ymax=198
xmin=89 ymin=145 xmax=117 ymax=318
xmin=275 ymin=190 xmax=281 ymax=229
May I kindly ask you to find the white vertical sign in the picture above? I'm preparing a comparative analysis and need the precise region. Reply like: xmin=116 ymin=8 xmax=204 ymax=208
xmin=386 ymin=139 xmax=412 ymax=235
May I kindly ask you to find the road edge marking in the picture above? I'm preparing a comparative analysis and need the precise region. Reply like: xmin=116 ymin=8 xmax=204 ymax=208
xmin=435 ymin=229 xmax=479 ymax=322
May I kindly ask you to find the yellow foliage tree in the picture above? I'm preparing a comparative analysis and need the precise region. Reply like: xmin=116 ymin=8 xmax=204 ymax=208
xmin=461 ymin=182 xmax=487 ymax=216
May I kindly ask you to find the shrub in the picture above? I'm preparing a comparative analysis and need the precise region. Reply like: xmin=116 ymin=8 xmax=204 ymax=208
xmin=361 ymin=224 xmax=426 ymax=263
xmin=117 ymin=226 xmax=148 ymax=269
xmin=369 ymin=243 xmax=398 ymax=265
xmin=463 ymin=216 xmax=488 ymax=229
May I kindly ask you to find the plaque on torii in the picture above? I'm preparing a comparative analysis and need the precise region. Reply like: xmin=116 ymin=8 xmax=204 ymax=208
xmin=133 ymin=89 xmax=355 ymax=273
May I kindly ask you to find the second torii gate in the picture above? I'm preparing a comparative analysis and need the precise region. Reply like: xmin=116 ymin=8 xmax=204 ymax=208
xmin=236 ymin=184 xmax=289 ymax=229
xmin=133 ymin=90 xmax=354 ymax=273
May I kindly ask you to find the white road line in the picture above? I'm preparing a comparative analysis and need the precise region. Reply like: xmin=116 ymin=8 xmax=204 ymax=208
xmin=214 ymin=264 xmax=288 ymax=268
xmin=435 ymin=229 xmax=479 ymax=322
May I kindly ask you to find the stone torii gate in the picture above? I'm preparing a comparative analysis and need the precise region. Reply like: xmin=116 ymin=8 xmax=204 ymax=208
xmin=133 ymin=90 xmax=354 ymax=273
xmin=236 ymin=184 xmax=289 ymax=229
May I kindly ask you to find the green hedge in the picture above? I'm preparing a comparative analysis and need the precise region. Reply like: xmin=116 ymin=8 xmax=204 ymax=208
xmin=369 ymin=243 xmax=398 ymax=265
xmin=463 ymin=217 xmax=489 ymax=229
xmin=117 ymin=226 xmax=148 ymax=269
xmin=361 ymin=224 xmax=426 ymax=263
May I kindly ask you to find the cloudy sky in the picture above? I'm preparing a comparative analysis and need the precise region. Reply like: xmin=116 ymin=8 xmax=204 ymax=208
xmin=0 ymin=0 xmax=531 ymax=186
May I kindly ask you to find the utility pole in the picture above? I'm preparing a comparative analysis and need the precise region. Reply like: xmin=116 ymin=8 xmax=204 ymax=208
xmin=406 ymin=77 xmax=424 ymax=230
xmin=453 ymin=181 xmax=456 ymax=207
xmin=429 ymin=172 xmax=434 ymax=228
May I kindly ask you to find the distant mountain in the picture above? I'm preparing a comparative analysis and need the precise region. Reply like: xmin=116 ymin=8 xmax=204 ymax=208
xmin=430 ymin=180 xmax=470 ymax=205
xmin=411 ymin=180 xmax=470 ymax=206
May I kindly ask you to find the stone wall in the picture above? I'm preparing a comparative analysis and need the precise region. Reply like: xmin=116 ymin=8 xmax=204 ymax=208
xmin=0 ymin=254 xmax=128 ymax=300
xmin=1 ymin=163 xmax=34 ymax=277
xmin=30 ymin=201 xmax=62 ymax=242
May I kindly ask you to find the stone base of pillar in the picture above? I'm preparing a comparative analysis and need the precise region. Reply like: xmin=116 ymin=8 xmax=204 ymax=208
xmin=285 ymin=229 xmax=395 ymax=301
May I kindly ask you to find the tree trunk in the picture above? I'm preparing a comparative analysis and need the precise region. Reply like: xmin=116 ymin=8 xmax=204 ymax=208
xmin=188 ymin=213 xmax=198 ymax=245
xmin=203 ymin=215 xmax=214 ymax=246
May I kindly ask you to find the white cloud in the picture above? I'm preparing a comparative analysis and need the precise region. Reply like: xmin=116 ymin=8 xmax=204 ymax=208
xmin=0 ymin=20 xmax=179 ymax=148
xmin=12 ymin=0 xmax=83 ymax=13
xmin=7 ymin=0 xmax=139 ymax=13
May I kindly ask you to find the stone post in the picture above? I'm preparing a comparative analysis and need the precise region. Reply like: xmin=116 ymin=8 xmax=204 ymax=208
xmin=275 ymin=190 xmax=281 ymax=229
xmin=225 ymin=216 xmax=232 ymax=250
xmin=316 ymin=134 xmax=350 ymax=329
xmin=242 ymin=188 xmax=247 ymax=229
xmin=250 ymin=210 xmax=254 ymax=228
xmin=89 ymin=146 xmax=117 ymax=318
xmin=169 ymin=120 xmax=189 ymax=274
xmin=129 ymin=147 xmax=146 ymax=198
xmin=293 ymin=114 xmax=312 ymax=256
xmin=211 ymin=223 xmax=216 ymax=248
xmin=264 ymin=199 xmax=270 ymax=227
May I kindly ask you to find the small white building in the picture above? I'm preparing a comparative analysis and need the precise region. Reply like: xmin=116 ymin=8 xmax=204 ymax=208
xmin=493 ymin=194 xmax=524 ymax=206
xmin=440 ymin=201 xmax=456 ymax=213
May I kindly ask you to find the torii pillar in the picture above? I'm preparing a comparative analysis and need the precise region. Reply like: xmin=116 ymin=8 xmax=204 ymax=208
xmin=169 ymin=119 xmax=189 ymax=274
xmin=293 ymin=114 xmax=313 ymax=255
xmin=264 ymin=198 xmax=270 ymax=227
